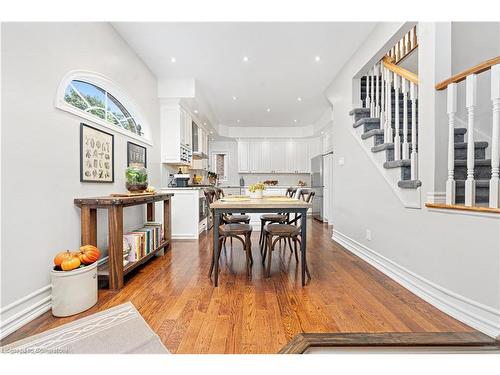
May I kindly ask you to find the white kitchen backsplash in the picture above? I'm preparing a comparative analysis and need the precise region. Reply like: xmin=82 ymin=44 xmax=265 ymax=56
xmin=239 ymin=173 xmax=311 ymax=187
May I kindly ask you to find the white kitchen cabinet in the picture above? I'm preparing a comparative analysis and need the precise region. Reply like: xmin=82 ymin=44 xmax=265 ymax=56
xmin=249 ymin=141 xmax=262 ymax=173
xmin=285 ymin=140 xmax=309 ymax=173
xmin=269 ymin=141 xmax=286 ymax=173
xmin=260 ymin=141 xmax=271 ymax=173
xmin=160 ymin=103 xmax=193 ymax=165
xmin=238 ymin=141 xmax=250 ymax=172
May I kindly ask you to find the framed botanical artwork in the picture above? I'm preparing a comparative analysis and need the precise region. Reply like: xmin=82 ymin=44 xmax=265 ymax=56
xmin=80 ymin=123 xmax=114 ymax=183
xmin=127 ymin=141 xmax=147 ymax=168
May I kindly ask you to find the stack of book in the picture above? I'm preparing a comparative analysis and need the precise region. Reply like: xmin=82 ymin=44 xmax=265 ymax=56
xmin=123 ymin=222 xmax=163 ymax=263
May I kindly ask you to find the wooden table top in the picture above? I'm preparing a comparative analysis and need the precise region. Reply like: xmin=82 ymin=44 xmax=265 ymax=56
xmin=74 ymin=192 xmax=174 ymax=207
xmin=210 ymin=196 xmax=312 ymax=210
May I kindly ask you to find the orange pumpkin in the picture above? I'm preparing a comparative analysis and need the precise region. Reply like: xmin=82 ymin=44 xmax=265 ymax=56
xmin=60 ymin=255 xmax=81 ymax=271
xmin=78 ymin=245 xmax=100 ymax=265
xmin=54 ymin=251 xmax=75 ymax=267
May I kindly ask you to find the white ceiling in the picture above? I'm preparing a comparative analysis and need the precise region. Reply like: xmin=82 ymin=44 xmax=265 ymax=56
xmin=113 ymin=22 xmax=377 ymax=128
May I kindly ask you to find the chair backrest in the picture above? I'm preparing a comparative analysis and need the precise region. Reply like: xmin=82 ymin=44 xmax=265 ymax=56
xmin=215 ymin=188 xmax=225 ymax=199
xmin=286 ymin=187 xmax=298 ymax=198
xmin=204 ymin=188 xmax=217 ymax=205
xmin=298 ymin=189 xmax=315 ymax=203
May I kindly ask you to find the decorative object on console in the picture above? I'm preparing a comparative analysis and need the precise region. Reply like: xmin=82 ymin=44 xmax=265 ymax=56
xmin=125 ymin=166 xmax=148 ymax=193
xmin=248 ymin=182 xmax=266 ymax=199
xmin=127 ymin=141 xmax=147 ymax=168
xmin=298 ymin=180 xmax=306 ymax=186
xmin=80 ymin=123 xmax=114 ymax=183
xmin=263 ymin=180 xmax=279 ymax=186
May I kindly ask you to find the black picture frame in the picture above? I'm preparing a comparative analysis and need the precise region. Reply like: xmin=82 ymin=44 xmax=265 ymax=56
xmin=80 ymin=123 xmax=115 ymax=183
xmin=127 ymin=141 xmax=147 ymax=168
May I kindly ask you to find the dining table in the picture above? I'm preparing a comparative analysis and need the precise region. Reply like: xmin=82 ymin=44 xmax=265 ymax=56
xmin=209 ymin=196 xmax=312 ymax=287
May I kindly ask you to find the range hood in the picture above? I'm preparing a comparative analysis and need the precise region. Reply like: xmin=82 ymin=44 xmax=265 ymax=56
xmin=192 ymin=151 xmax=208 ymax=160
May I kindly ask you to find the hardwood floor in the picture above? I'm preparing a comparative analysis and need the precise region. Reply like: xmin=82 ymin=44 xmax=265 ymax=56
xmin=2 ymin=220 xmax=475 ymax=353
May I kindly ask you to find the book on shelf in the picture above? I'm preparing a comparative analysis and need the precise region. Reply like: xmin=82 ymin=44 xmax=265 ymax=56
xmin=123 ymin=222 xmax=163 ymax=263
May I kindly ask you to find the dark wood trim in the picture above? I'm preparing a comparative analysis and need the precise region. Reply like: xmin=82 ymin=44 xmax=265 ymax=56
xmin=74 ymin=192 xmax=174 ymax=208
xmin=278 ymin=332 xmax=500 ymax=354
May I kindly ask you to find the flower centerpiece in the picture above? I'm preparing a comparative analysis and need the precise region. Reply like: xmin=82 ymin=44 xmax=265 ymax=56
xmin=125 ymin=166 xmax=148 ymax=193
xmin=248 ymin=182 xmax=265 ymax=199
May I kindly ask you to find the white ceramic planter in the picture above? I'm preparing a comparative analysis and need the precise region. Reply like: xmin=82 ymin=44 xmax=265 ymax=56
xmin=249 ymin=189 xmax=264 ymax=199
xmin=51 ymin=261 xmax=98 ymax=317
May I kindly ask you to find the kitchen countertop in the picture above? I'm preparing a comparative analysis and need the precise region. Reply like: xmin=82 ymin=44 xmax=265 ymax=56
xmin=162 ymin=185 xmax=309 ymax=190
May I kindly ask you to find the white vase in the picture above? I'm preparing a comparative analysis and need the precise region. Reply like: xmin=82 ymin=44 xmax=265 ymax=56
xmin=249 ymin=189 xmax=263 ymax=199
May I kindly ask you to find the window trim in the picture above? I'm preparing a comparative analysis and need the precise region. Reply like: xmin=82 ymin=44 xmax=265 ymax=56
xmin=211 ymin=151 xmax=229 ymax=182
xmin=55 ymin=70 xmax=153 ymax=146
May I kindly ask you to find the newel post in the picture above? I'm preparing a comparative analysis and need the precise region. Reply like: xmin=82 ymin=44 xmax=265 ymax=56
xmin=446 ymin=83 xmax=457 ymax=205
xmin=489 ymin=64 xmax=500 ymax=208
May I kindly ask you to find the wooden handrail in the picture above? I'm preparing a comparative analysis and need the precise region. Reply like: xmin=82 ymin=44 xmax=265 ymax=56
xmin=382 ymin=56 xmax=419 ymax=85
xmin=435 ymin=55 xmax=500 ymax=90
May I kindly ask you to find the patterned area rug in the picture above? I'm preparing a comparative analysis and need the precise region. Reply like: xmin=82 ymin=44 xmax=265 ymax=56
xmin=1 ymin=302 xmax=169 ymax=354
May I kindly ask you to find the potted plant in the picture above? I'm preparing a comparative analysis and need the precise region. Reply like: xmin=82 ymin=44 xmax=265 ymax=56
xmin=248 ymin=182 xmax=265 ymax=199
xmin=125 ymin=166 xmax=148 ymax=193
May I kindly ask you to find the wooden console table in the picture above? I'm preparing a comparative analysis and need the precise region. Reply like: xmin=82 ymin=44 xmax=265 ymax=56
xmin=74 ymin=193 xmax=173 ymax=290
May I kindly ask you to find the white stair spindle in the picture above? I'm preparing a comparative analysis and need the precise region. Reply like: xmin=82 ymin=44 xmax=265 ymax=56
xmin=465 ymin=74 xmax=477 ymax=206
xmin=410 ymin=82 xmax=418 ymax=180
xmin=375 ymin=63 xmax=380 ymax=118
xmin=402 ymin=78 xmax=409 ymax=159
xmin=489 ymin=64 xmax=500 ymax=208
xmin=446 ymin=83 xmax=457 ymax=205
xmin=385 ymin=70 xmax=393 ymax=143
xmin=380 ymin=66 xmax=386 ymax=126
xmin=365 ymin=69 xmax=371 ymax=110
xmin=394 ymin=74 xmax=401 ymax=160
xmin=370 ymin=67 xmax=375 ymax=117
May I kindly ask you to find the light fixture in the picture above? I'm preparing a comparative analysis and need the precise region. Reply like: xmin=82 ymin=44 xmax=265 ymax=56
xmin=315 ymin=56 xmax=321 ymax=62
xmin=194 ymin=109 xmax=198 ymax=114
xmin=232 ymin=96 xmax=237 ymax=100
xmin=297 ymin=97 xmax=302 ymax=102
xmin=266 ymin=108 xmax=271 ymax=112
xmin=237 ymin=119 xmax=240 ymax=123
xmin=294 ymin=119 xmax=297 ymax=123
xmin=203 ymin=122 xmax=207 ymax=125
xmin=210 ymin=131 xmax=213 ymax=134
xmin=170 ymin=57 xmax=176 ymax=63
xmin=243 ymin=56 xmax=249 ymax=62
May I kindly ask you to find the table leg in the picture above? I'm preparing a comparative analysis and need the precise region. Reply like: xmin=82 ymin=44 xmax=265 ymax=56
xmin=213 ymin=209 xmax=221 ymax=287
xmin=147 ymin=202 xmax=155 ymax=222
xmin=108 ymin=205 xmax=124 ymax=290
xmin=300 ymin=208 xmax=307 ymax=286
xmin=163 ymin=198 xmax=171 ymax=249
xmin=81 ymin=206 xmax=97 ymax=246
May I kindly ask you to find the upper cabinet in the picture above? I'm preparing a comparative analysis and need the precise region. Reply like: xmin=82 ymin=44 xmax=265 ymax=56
xmin=237 ymin=139 xmax=310 ymax=174
xmin=191 ymin=122 xmax=209 ymax=171
xmin=160 ymin=103 xmax=193 ymax=165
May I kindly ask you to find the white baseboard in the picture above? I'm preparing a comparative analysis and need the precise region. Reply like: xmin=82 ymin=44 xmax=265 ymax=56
xmin=427 ymin=191 xmax=446 ymax=204
xmin=171 ymin=234 xmax=198 ymax=240
xmin=1 ymin=285 xmax=52 ymax=340
xmin=332 ymin=229 xmax=500 ymax=339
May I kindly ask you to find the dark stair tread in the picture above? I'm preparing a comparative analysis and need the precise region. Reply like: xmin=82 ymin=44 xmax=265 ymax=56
xmin=454 ymin=141 xmax=488 ymax=149
xmin=353 ymin=117 xmax=380 ymax=128
xmin=384 ymin=159 xmax=411 ymax=169
xmin=398 ymin=180 xmax=422 ymax=189
xmin=372 ymin=143 xmax=394 ymax=152
xmin=455 ymin=179 xmax=490 ymax=187
xmin=454 ymin=159 xmax=494 ymax=167
xmin=349 ymin=108 xmax=371 ymax=116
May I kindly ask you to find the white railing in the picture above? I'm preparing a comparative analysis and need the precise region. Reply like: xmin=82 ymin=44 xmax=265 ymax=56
xmin=387 ymin=25 xmax=418 ymax=64
xmin=436 ymin=56 xmax=500 ymax=208
xmin=362 ymin=55 xmax=419 ymax=180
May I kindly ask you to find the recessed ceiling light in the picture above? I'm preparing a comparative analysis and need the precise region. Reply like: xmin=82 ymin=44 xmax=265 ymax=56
xmin=243 ymin=56 xmax=249 ymax=62
xmin=210 ymin=131 xmax=213 ymax=134
xmin=203 ymin=122 xmax=207 ymax=125
xmin=194 ymin=109 xmax=198 ymax=114
xmin=297 ymin=97 xmax=302 ymax=102
xmin=232 ymin=96 xmax=237 ymax=100
xmin=294 ymin=119 xmax=297 ymax=123
xmin=315 ymin=56 xmax=321 ymax=62
xmin=237 ymin=119 xmax=240 ymax=123
xmin=266 ymin=108 xmax=271 ymax=112
xmin=170 ymin=57 xmax=176 ymax=63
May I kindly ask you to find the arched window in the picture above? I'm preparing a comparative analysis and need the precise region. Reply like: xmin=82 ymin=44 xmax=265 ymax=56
xmin=56 ymin=71 xmax=151 ymax=144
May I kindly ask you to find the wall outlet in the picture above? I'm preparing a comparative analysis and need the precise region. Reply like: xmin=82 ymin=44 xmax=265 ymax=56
xmin=338 ymin=157 xmax=345 ymax=166
xmin=366 ymin=229 xmax=372 ymax=241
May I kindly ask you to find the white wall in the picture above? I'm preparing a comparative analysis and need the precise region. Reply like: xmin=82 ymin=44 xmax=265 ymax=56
xmin=1 ymin=23 xmax=161 ymax=337
xmin=326 ymin=22 xmax=500 ymax=337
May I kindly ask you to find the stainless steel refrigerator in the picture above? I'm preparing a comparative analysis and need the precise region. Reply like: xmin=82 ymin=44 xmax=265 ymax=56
xmin=311 ymin=155 xmax=324 ymax=221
